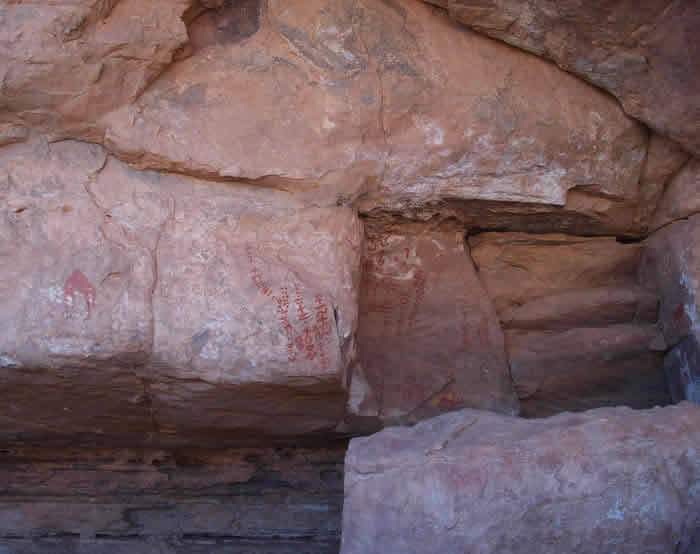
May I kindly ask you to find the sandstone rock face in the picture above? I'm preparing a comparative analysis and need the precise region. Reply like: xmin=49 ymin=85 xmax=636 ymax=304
xmin=350 ymin=229 xmax=518 ymax=423
xmin=638 ymin=134 xmax=689 ymax=230
xmin=440 ymin=0 xmax=700 ymax=156
xmin=341 ymin=403 xmax=700 ymax=554
xmin=652 ymin=158 xmax=700 ymax=230
xmin=0 ymin=138 xmax=362 ymax=444
xmin=0 ymin=0 xmax=192 ymax=142
xmin=643 ymin=214 xmax=700 ymax=349
xmin=470 ymin=233 xmax=667 ymax=416
xmin=97 ymin=0 xmax=646 ymax=235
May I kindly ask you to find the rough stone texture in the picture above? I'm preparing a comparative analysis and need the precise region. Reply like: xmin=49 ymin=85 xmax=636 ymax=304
xmin=440 ymin=0 xmax=700 ymax=156
xmin=665 ymin=336 xmax=700 ymax=404
xmin=341 ymin=403 xmax=700 ymax=554
xmin=506 ymin=325 xmax=667 ymax=417
xmin=469 ymin=233 xmax=648 ymax=316
xmin=0 ymin=0 xmax=192 ymax=142
xmin=98 ymin=0 xmax=647 ymax=235
xmin=0 ymin=445 xmax=345 ymax=553
xmin=638 ymin=134 xmax=690 ymax=230
xmin=0 ymin=138 xmax=362 ymax=445
xmin=652 ymin=158 xmax=700 ymax=230
xmin=470 ymin=232 xmax=667 ymax=415
xmin=350 ymin=229 xmax=518 ymax=424
xmin=643 ymin=214 xmax=700 ymax=349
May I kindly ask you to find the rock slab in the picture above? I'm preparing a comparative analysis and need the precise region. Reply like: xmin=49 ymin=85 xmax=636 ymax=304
xmin=342 ymin=403 xmax=700 ymax=554
xmin=351 ymin=230 xmax=518 ymax=423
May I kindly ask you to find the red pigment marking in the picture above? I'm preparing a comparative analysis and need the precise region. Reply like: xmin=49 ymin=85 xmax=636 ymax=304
xmin=673 ymin=304 xmax=686 ymax=322
xmin=295 ymin=286 xmax=311 ymax=321
xmin=435 ymin=391 xmax=460 ymax=410
xmin=273 ymin=287 xmax=296 ymax=362
xmin=245 ymin=244 xmax=272 ymax=297
xmin=63 ymin=269 xmax=96 ymax=318
xmin=314 ymin=295 xmax=332 ymax=369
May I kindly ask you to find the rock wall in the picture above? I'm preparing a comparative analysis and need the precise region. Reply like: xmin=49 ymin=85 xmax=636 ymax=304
xmin=1 ymin=0 xmax=699 ymax=551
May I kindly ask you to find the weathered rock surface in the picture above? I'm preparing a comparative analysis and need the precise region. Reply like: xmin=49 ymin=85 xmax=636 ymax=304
xmin=470 ymin=232 xmax=667 ymax=415
xmin=0 ymin=0 xmax=192 ymax=142
xmin=0 ymin=445 xmax=345 ymax=553
xmin=652 ymin=158 xmax=700 ymax=230
xmin=98 ymin=0 xmax=647 ymax=235
xmin=643 ymin=214 xmax=700 ymax=349
xmin=350 ymin=229 xmax=518 ymax=424
xmin=0 ymin=138 xmax=362 ymax=444
xmin=665 ymin=336 xmax=700 ymax=404
xmin=638 ymin=134 xmax=689 ymax=230
xmin=469 ymin=233 xmax=649 ymax=316
xmin=341 ymin=403 xmax=700 ymax=554
xmin=506 ymin=325 xmax=667 ymax=417
xmin=438 ymin=0 xmax=700 ymax=156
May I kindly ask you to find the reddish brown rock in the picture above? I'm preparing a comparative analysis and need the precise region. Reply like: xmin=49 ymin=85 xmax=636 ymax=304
xmin=637 ymin=135 xmax=690 ymax=229
xmin=651 ymin=158 xmax=700 ymax=230
xmin=0 ymin=138 xmax=155 ymax=442
xmin=506 ymin=324 xmax=666 ymax=417
xmin=470 ymin=232 xmax=666 ymax=415
xmin=469 ymin=233 xmax=645 ymax=315
xmin=643 ymin=214 xmax=700 ymax=348
xmin=0 ymin=0 xmax=192 ymax=142
xmin=0 ymin=138 xmax=362 ymax=444
xmin=441 ymin=0 xmax=700 ymax=156
xmin=342 ymin=403 xmax=700 ymax=554
xmin=100 ymin=0 xmax=646 ymax=235
xmin=499 ymin=286 xmax=658 ymax=331
xmin=351 ymin=230 xmax=518 ymax=423
xmin=665 ymin=336 xmax=700 ymax=404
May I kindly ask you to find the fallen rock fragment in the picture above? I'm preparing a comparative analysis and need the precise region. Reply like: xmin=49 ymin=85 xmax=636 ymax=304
xmin=342 ymin=403 xmax=700 ymax=554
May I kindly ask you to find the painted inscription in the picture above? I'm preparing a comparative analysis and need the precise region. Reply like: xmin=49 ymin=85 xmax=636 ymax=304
xmin=245 ymin=244 xmax=334 ymax=369
xmin=361 ymin=236 xmax=427 ymax=338
xmin=63 ymin=269 xmax=96 ymax=319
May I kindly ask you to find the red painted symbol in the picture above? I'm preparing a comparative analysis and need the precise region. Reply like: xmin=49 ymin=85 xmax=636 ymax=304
xmin=64 ymin=269 xmax=96 ymax=318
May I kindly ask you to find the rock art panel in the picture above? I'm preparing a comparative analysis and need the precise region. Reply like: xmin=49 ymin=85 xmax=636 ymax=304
xmin=342 ymin=403 xmax=700 ymax=554
xmin=0 ymin=138 xmax=362 ymax=444
xmin=90 ymin=156 xmax=364 ymax=441
xmin=442 ymin=0 xmax=700 ymax=156
xmin=470 ymin=232 xmax=666 ymax=415
xmin=0 ymin=138 xmax=156 ymax=442
xmin=353 ymin=230 xmax=519 ymax=423
xmin=101 ymin=0 xmax=647 ymax=235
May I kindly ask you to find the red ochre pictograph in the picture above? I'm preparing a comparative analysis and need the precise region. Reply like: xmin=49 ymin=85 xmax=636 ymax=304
xmin=63 ymin=269 xmax=96 ymax=319
xmin=246 ymin=244 xmax=334 ymax=369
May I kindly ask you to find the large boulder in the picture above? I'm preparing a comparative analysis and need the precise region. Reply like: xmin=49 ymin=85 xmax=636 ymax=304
xmin=0 ymin=138 xmax=362 ymax=445
xmin=470 ymin=232 xmax=666 ymax=415
xmin=438 ymin=0 xmax=700 ymax=156
xmin=341 ymin=403 xmax=700 ymax=554
xmin=99 ymin=0 xmax=647 ymax=234
xmin=349 ymin=229 xmax=518 ymax=424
